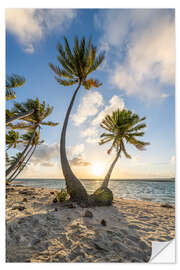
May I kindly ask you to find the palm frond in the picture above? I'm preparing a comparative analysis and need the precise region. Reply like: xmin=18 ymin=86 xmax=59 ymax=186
xmin=82 ymin=79 xmax=102 ymax=90
xmin=49 ymin=63 xmax=74 ymax=79
xmin=55 ymin=77 xmax=78 ymax=86
xmin=50 ymin=36 xmax=105 ymax=87
xmin=6 ymin=74 xmax=25 ymax=89
xmin=41 ymin=121 xmax=59 ymax=126
xmin=99 ymin=108 xmax=149 ymax=159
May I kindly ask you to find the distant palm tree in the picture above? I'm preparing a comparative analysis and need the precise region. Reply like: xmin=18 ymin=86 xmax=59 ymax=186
xmin=7 ymin=130 xmax=44 ymax=183
xmin=6 ymin=98 xmax=58 ymax=177
xmin=99 ymin=109 xmax=150 ymax=188
xmin=6 ymin=74 xmax=25 ymax=101
xmin=6 ymin=130 xmax=21 ymax=150
xmin=49 ymin=36 xmax=105 ymax=202
xmin=6 ymin=74 xmax=34 ymax=124
xmin=8 ymin=152 xmax=25 ymax=169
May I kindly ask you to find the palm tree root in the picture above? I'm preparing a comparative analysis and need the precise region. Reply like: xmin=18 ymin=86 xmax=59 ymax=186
xmin=67 ymin=186 xmax=113 ymax=207
xmin=88 ymin=187 xmax=113 ymax=206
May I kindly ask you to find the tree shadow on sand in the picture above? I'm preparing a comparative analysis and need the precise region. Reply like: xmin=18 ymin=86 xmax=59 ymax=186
xmin=6 ymin=191 xmax=153 ymax=263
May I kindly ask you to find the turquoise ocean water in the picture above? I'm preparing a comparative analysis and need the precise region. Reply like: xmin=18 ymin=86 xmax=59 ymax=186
xmin=13 ymin=178 xmax=175 ymax=205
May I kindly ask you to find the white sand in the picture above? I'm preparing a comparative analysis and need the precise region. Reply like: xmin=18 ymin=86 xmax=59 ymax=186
xmin=6 ymin=186 xmax=175 ymax=262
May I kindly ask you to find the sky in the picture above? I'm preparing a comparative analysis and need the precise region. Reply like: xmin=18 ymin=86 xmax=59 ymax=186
xmin=6 ymin=8 xmax=175 ymax=179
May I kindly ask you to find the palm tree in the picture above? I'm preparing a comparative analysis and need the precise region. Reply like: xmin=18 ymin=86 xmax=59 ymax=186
xmin=6 ymin=74 xmax=25 ymax=101
xmin=7 ymin=130 xmax=44 ymax=183
xmin=6 ymin=98 xmax=58 ymax=177
xmin=6 ymin=74 xmax=34 ymax=124
xmin=49 ymin=36 xmax=104 ymax=202
xmin=99 ymin=109 xmax=150 ymax=188
xmin=8 ymin=152 xmax=25 ymax=169
xmin=6 ymin=130 xmax=21 ymax=150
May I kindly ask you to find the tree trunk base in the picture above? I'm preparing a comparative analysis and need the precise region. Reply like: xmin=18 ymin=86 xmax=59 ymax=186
xmin=66 ymin=186 xmax=113 ymax=207
xmin=88 ymin=187 xmax=113 ymax=206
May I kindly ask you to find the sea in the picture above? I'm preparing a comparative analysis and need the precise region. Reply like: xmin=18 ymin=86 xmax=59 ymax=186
xmin=13 ymin=178 xmax=175 ymax=205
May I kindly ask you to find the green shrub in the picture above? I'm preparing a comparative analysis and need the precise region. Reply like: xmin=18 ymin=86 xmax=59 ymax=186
xmin=55 ymin=189 xmax=68 ymax=202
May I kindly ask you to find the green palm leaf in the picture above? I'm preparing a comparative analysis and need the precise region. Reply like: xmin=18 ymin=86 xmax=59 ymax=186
xmin=99 ymin=109 xmax=149 ymax=158
xmin=49 ymin=36 xmax=105 ymax=89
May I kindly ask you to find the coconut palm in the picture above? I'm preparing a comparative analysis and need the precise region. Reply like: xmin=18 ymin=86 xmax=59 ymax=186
xmin=6 ymin=130 xmax=21 ymax=150
xmin=6 ymin=74 xmax=34 ymax=124
xmin=6 ymin=98 xmax=58 ymax=177
xmin=49 ymin=36 xmax=104 ymax=202
xmin=7 ymin=130 xmax=44 ymax=183
xmin=6 ymin=74 xmax=25 ymax=101
xmin=99 ymin=109 xmax=150 ymax=188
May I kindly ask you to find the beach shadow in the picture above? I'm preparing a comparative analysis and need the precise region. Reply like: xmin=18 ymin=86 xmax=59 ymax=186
xmin=6 ymin=196 xmax=152 ymax=263
xmin=6 ymin=186 xmax=174 ymax=263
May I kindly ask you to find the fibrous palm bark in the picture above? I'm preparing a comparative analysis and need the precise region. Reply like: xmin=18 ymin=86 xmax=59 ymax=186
xmin=8 ymin=145 xmax=36 ymax=183
xmin=6 ymin=128 xmax=37 ymax=177
xmin=60 ymin=82 xmax=88 ymax=201
xmin=101 ymin=150 xmax=121 ymax=188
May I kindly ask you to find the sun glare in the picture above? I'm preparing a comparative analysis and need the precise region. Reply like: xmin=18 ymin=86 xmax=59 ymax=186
xmin=92 ymin=163 xmax=105 ymax=177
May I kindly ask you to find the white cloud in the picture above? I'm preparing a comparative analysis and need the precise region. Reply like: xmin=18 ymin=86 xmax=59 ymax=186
xmin=70 ymin=144 xmax=84 ymax=156
xmin=92 ymin=95 xmax=125 ymax=126
xmin=69 ymin=155 xmax=91 ymax=167
xmin=29 ymin=143 xmax=59 ymax=166
xmin=6 ymin=9 xmax=77 ymax=53
xmin=72 ymin=91 xmax=103 ymax=126
xmin=24 ymin=44 xmax=34 ymax=54
xmin=79 ymin=95 xmax=125 ymax=144
xmin=85 ymin=137 xmax=99 ymax=144
xmin=68 ymin=144 xmax=91 ymax=167
xmin=81 ymin=127 xmax=98 ymax=138
xmin=95 ymin=9 xmax=175 ymax=101
xmin=41 ymin=161 xmax=55 ymax=167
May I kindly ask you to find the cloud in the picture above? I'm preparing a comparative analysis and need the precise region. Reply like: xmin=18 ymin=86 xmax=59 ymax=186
xmin=6 ymin=9 xmax=77 ymax=53
xmin=92 ymin=95 xmax=125 ymax=126
xmin=67 ymin=144 xmax=91 ymax=167
xmin=70 ymin=144 xmax=84 ymax=156
xmin=72 ymin=91 xmax=103 ymax=126
xmin=69 ymin=156 xmax=91 ymax=167
xmin=81 ymin=127 xmax=98 ymax=138
xmin=95 ymin=9 xmax=175 ymax=101
xmin=79 ymin=95 xmax=125 ymax=144
xmin=41 ymin=161 xmax=55 ymax=167
xmin=29 ymin=143 xmax=59 ymax=166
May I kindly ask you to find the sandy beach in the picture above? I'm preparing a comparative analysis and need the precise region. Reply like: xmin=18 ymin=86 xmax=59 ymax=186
xmin=6 ymin=186 xmax=175 ymax=263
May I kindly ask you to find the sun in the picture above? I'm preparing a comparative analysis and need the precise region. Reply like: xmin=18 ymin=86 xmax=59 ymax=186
xmin=92 ymin=163 xmax=105 ymax=177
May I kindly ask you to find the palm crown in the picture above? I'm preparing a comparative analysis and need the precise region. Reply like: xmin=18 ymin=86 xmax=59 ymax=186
xmin=6 ymin=130 xmax=21 ymax=150
xmin=9 ymin=98 xmax=58 ymax=130
xmin=21 ymin=130 xmax=44 ymax=146
xmin=49 ymin=36 xmax=105 ymax=89
xmin=6 ymin=74 xmax=25 ymax=101
xmin=99 ymin=109 xmax=150 ymax=158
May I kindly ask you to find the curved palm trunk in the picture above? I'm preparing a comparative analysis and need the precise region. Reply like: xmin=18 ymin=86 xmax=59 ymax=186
xmin=8 ymin=145 xmax=36 ymax=183
xmin=6 ymin=109 xmax=34 ymax=124
xmin=60 ymin=81 xmax=88 ymax=201
xmin=6 ymin=128 xmax=37 ymax=177
xmin=7 ymin=144 xmax=34 ymax=182
xmin=101 ymin=150 xmax=121 ymax=188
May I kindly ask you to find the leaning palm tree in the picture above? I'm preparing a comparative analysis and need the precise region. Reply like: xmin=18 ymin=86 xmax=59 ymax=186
xmin=49 ymin=36 xmax=104 ymax=202
xmin=6 ymin=98 xmax=58 ymax=177
xmin=6 ymin=74 xmax=34 ymax=124
xmin=6 ymin=74 xmax=25 ymax=101
xmin=99 ymin=109 xmax=150 ymax=188
xmin=7 ymin=130 xmax=44 ymax=183
xmin=6 ymin=130 xmax=21 ymax=150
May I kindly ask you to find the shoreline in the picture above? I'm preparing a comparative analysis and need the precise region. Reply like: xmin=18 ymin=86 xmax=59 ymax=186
xmin=6 ymin=186 xmax=175 ymax=262
xmin=12 ymin=180 xmax=175 ymax=205
xmin=14 ymin=177 xmax=175 ymax=182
